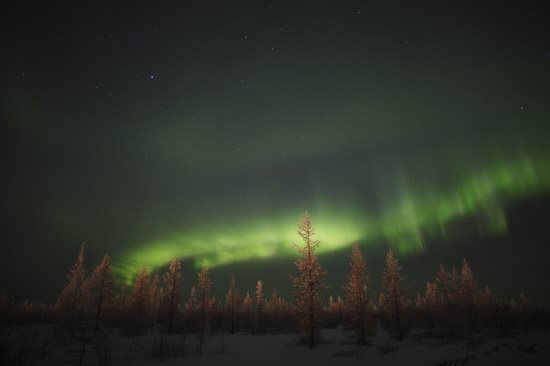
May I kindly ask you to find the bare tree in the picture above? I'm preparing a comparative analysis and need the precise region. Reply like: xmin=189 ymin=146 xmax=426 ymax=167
xmin=224 ymin=275 xmax=240 ymax=334
xmin=149 ymin=269 xmax=160 ymax=334
xmin=383 ymin=249 xmax=404 ymax=341
xmin=255 ymin=280 xmax=265 ymax=333
xmin=130 ymin=266 xmax=149 ymax=334
xmin=55 ymin=243 xmax=86 ymax=332
xmin=82 ymin=254 xmax=114 ymax=338
xmin=290 ymin=211 xmax=326 ymax=348
xmin=162 ymin=258 xmax=182 ymax=335
xmin=460 ymin=259 xmax=479 ymax=331
xmin=344 ymin=243 xmax=369 ymax=345
xmin=196 ymin=266 xmax=212 ymax=355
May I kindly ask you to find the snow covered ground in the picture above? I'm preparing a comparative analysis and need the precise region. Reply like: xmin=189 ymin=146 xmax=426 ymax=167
xmin=3 ymin=325 xmax=550 ymax=365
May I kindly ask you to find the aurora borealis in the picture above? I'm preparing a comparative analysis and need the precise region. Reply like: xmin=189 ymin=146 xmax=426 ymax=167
xmin=115 ymin=153 xmax=550 ymax=282
xmin=2 ymin=1 xmax=550 ymax=302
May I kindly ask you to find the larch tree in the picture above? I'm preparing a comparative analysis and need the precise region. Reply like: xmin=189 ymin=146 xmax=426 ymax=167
xmin=186 ymin=285 xmax=199 ymax=313
xmin=82 ymin=254 xmax=114 ymax=338
xmin=56 ymin=242 xmax=86 ymax=332
xmin=460 ymin=259 xmax=479 ymax=331
xmin=148 ymin=269 xmax=160 ymax=334
xmin=196 ymin=266 xmax=213 ymax=355
xmin=242 ymin=291 xmax=254 ymax=332
xmin=162 ymin=257 xmax=182 ymax=335
xmin=344 ymin=243 xmax=369 ymax=345
xmin=383 ymin=249 xmax=404 ymax=341
xmin=435 ymin=264 xmax=452 ymax=311
xmin=224 ymin=275 xmax=240 ymax=334
xmin=290 ymin=211 xmax=326 ymax=348
xmin=131 ymin=266 xmax=150 ymax=334
xmin=255 ymin=280 xmax=265 ymax=333
xmin=267 ymin=287 xmax=281 ymax=319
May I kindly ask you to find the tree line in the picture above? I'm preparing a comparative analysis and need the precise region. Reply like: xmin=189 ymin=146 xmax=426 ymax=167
xmin=1 ymin=211 xmax=548 ymax=355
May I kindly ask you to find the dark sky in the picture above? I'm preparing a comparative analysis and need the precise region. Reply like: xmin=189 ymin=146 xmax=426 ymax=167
xmin=2 ymin=1 xmax=550 ymax=303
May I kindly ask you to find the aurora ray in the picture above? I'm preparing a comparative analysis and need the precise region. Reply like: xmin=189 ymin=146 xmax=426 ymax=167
xmin=113 ymin=152 xmax=550 ymax=282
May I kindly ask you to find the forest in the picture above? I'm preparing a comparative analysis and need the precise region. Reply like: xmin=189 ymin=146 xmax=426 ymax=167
xmin=1 ymin=212 xmax=549 ymax=365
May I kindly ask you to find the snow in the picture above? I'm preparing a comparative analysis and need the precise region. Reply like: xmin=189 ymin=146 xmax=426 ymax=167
xmin=3 ymin=325 xmax=550 ymax=366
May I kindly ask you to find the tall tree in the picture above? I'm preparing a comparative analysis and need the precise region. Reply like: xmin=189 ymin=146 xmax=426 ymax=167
xmin=148 ymin=269 xmax=160 ymax=334
xmin=82 ymin=254 xmax=114 ymax=338
xmin=162 ymin=257 xmax=182 ymax=335
xmin=255 ymin=280 xmax=265 ymax=333
xmin=131 ymin=266 xmax=150 ymax=334
xmin=383 ymin=249 xmax=404 ymax=341
xmin=460 ymin=259 xmax=479 ymax=331
xmin=224 ymin=275 xmax=240 ymax=334
xmin=196 ymin=266 xmax=212 ymax=355
xmin=290 ymin=211 xmax=326 ymax=348
xmin=242 ymin=291 xmax=254 ymax=332
xmin=55 ymin=243 xmax=86 ymax=332
xmin=344 ymin=243 xmax=369 ymax=345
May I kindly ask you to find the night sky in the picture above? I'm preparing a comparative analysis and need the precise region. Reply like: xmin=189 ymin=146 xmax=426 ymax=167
xmin=2 ymin=1 xmax=550 ymax=303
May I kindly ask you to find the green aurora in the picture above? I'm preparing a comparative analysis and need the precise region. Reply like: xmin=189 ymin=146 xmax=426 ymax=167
xmin=113 ymin=151 xmax=550 ymax=282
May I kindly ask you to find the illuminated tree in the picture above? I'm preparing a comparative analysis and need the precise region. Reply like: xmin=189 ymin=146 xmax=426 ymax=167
xmin=130 ymin=266 xmax=149 ymax=334
xmin=460 ymin=259 xmax=479 ymax=331
xmin=267 ymin=287 xmax=281 ymax=322
xmin=186 ymin=285 xmax=198 ymax=312
xmin=383 ymin=249 xmax=404 ymax=341
xmin=148 ymin=269 xmax=160 ymax=334
xmin=255 ymin=280 xmax=265 ymax=333
xmin=224 ymin=275 xmax=240 ymax=334
xmin=435 ymin=264 xmax=452 ymax=311
xmin=162 ymin=257 xmax=182 ymax=335
xmin=344 ymin=243 xmax=369 ymax=345
xmin=290 ymin=211 xmax=326 ymax=348
xmin=242 ymin=291 xmax=254 ymax=332
xmin=55 ymin=243 xmax=86 ymax=332
xmin=82 ymin=254 xmax=114 ymax=338
xmin=196 ymin=266 xmax=212 ymax=355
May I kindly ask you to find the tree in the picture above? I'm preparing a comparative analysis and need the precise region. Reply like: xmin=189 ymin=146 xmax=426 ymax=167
xmin=460 ymin=259 xmax=479 ymax=331
xmin=290 ymin=211 xmax=326 ymax=348
xmin=162 ymin=257 xmax=182 ymax=335
xmin=242 ymin=291 xmax=254 ymax=332
xmin=186 ymin=285 xmax=199 ymax=313
xmin=55 ymin=243 xmax=86 ymax=332
xmin=267 ymin=287 xmax=281 ymax=324
xmin=149 ymin=269 xmax=160 ymax=334
xmin=383 ymin=249 xmax=404 ymax=340
xmin=255 ymin=280 xmax=265 ymax=333
xmin=130 ymin=266 xmax=150 ymax=334
xmin=344 ymin=243 xmax=369 ymax=345
xmin=196 ymin=266 xmax=213 ymax=355
xmin=82 ymin=254 xmax=114 ymax=338
xmin=224 ymin=275 xmax=240 ymax=334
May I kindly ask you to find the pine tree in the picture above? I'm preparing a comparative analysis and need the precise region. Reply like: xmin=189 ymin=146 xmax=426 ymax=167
xmin=290 ymin=211 xmax=326 ymax=348
xmin=344 ymin=243 xmax=369 ymax=345
xmin=383 ymin=249 xmax=404 ymax=341
xmin=224 ymin=275 xmax=240 ymax=334
xmin=55 ymin=243 xmax=86 ymax=332
xmin=162 ymin=257 xmax=182 ymax=335
xmin=82 ymin=254 xmax=114 ymax=338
